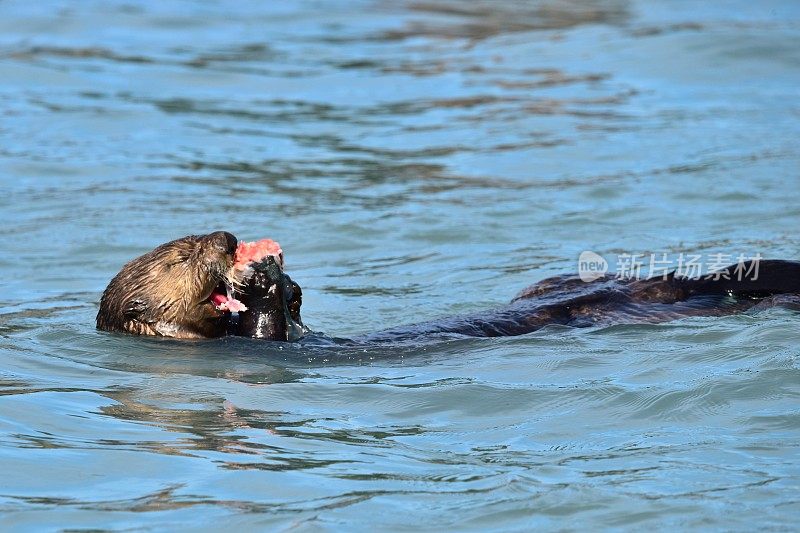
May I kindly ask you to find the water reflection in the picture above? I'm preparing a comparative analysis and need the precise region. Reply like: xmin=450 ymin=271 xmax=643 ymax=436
xmin=355 ymin=0 xmax=630 ymax=41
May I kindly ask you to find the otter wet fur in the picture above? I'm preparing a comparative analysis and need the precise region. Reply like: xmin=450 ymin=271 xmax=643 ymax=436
xmin=97 ymin=231 xmax=238 ymax=339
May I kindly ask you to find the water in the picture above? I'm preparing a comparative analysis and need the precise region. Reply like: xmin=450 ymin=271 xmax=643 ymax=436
xmin=1 ymin=0 xmax=799 ymax=529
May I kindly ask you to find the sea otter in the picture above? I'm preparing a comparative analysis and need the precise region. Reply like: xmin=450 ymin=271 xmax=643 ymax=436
xmin=97 ymin=231 xmax=800 ymax=341
xmin=97 ymin=231 xmax=304 ymax=340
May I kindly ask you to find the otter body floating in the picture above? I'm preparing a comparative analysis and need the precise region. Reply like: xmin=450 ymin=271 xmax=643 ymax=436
xmin=358 ymin=260 xmax=800 ymax=343
xmin=97 ymin=232 xmax=800 ymax=342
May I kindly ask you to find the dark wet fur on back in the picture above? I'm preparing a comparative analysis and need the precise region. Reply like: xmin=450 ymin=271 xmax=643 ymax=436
xmin=359 ymin=260 xmax=800 ymax=343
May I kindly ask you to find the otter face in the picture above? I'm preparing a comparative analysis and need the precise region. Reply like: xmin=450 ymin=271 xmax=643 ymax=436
xmin=96 ymin=231 xmax=239 ymax=338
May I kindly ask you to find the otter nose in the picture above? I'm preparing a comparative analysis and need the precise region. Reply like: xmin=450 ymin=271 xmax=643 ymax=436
xmin=209 ymin=231 xmax=238 ymax=255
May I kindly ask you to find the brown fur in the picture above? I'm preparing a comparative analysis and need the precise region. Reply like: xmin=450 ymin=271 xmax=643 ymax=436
xmin=96 ymin=231 xmax=237 ymax=339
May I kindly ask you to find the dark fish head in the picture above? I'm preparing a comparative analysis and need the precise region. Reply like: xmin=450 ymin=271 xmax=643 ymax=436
xmin=233 ymin=255 xmax=305 ymax=341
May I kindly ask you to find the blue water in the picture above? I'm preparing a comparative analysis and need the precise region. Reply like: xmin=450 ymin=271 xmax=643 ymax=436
xmin=1 ymin=0 xmax=799 ymax=530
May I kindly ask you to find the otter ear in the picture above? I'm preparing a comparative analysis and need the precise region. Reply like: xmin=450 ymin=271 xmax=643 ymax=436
xmin=123 ymin=298 xmax=151 ymax=321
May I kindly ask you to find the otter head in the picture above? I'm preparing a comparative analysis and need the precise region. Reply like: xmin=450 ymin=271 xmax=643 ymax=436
xmin=96 ymin=231 xmax=239 ymax=338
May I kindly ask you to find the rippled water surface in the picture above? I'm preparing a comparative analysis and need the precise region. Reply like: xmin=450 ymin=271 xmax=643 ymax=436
xmin=2 ymin=1 xmax=800 ymax=530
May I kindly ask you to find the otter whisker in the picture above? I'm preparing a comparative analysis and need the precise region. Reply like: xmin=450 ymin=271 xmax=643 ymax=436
xmin=225 ymin=269 xmax=246 ymax=290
